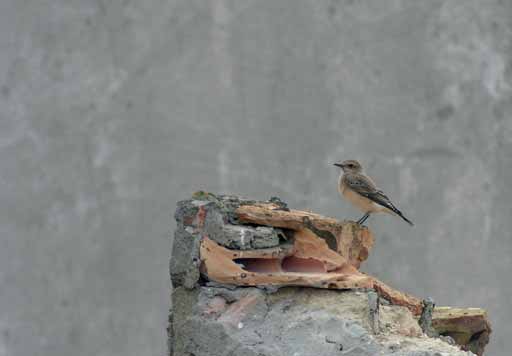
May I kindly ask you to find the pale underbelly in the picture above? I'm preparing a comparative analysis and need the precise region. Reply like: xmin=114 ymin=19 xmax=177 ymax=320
xmin=341 ymin=187 xmax=387 ymax=213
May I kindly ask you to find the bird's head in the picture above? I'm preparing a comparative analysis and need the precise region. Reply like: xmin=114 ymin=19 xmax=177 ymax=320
xmin=333 ymin=159 xmax=363 ymax=173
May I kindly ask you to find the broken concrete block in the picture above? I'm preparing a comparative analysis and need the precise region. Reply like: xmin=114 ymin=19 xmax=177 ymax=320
xmin=171 ymin=287 xmax=477 ymax=356
xmin=170 ymin=225 xmax=201 ymax=289
xmin=432 ymin=307 xmax=491 ymax=356
xmin=170 ymin=193 xmax=491 ymax=356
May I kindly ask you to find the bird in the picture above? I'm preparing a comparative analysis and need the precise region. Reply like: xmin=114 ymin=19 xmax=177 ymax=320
xmin=333 ymin=159 xmax=413 ymax=226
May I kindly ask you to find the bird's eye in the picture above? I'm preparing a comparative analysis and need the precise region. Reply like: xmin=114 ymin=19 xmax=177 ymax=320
xmin=348 ymin=164 xmax=354 ymax=168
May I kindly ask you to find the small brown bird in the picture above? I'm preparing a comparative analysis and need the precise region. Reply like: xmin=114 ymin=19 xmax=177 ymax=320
xmin=334 ymin=159 xmax=413 ymax=226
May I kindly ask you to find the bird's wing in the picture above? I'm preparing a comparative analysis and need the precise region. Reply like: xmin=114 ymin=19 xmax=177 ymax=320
xmin=343 ymin=173 xmax=396 ymax=211
xmin=343 ymin=173 xmax=414 ymax=226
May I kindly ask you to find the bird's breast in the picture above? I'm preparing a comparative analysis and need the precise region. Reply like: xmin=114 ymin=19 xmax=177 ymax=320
xmin=337 ymin=174 xmax=345 ymax=196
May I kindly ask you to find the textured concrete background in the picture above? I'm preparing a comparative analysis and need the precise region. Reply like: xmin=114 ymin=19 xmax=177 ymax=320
xmin=1 ymin=1 xmax=511 ymax=356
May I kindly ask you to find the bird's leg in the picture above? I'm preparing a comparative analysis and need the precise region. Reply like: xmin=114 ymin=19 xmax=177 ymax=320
xmin=358 ymin=213 xmax=370 ymax=225
xmin=360 ymin=213 xmax=371 ymax=225
xmin=356 ymin=212 xmax=370 ymax=225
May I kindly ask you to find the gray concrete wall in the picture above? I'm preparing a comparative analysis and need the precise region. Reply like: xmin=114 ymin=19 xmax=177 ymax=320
xmin=1 ymin=1 xmax=511 ymax=355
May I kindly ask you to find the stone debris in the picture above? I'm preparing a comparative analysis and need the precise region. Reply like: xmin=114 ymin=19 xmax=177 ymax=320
xmin=172 ymin=287 xmax=477 ymax=356
xmin=170 ymin=193 xmax=491 ymax=356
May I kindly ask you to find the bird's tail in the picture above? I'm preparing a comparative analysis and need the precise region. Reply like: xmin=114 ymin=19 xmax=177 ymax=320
xmin=387 ymin=204 xmax=414 ymax=226
xmin=396 ymin=211 xmax=414 ymax=226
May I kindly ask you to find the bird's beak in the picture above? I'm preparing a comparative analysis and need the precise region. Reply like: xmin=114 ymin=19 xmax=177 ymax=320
xmin=333 ymin=163 xmax=343 ymax=168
